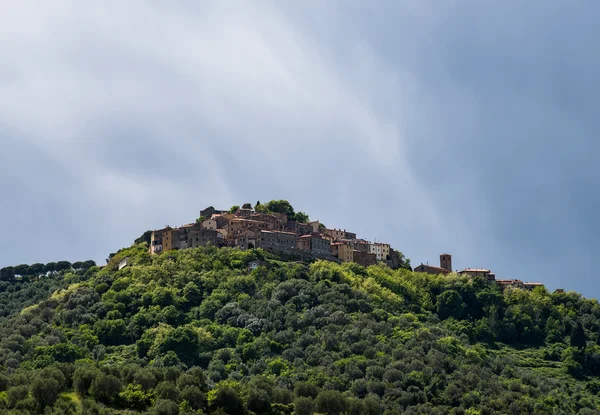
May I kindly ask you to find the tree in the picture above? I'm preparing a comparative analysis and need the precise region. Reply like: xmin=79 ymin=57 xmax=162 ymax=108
xmin=183 ymin=282 xmax=202 ymax=307
xmin=229 ymin=205 xmax=240 ymax=214
xmin=134 ymin=368 xmax=158 ymax=390
xmin=242 ymin=203 xmax=252 ymax=209
xmin=247 ymin=387 xmax=272 ymax=413
xmin=73 ymin=366 xmax=100 ymax=395
xmin=294 ymin=397 xmax=315 ymax=415
xmin=571 ymin=321 xmax=587 ymax=349
xmin=7 ymin=385 xmax=29 ymax=408
xmin=437 ymin=290 xmax=466 ymax=319
xmin=13 ymin=264 xmax=30 ymax=276
xmin=211 ymin=386 xmax=244 ymax=415
xmin=266 ymin=200 xmax=295 ymax=218
xmin=28 ymin=263 xmax=45 ymax=275
xmin=180 ymin=386 xmax=205 ymax=410
xmin=1 ymin=266 xmax=15 ymax=281
xmin=32 ymin=379 xmax=60 ymax=411
xmin=82 ymin=260 xmax=97 ymax=270
xmin=135 ymin=230 xmax=153 ymax=246
xmin=120 ymin=383 xmax=154 ymax=410
xmin=153 ymin=399 xmax=180 ymax=415
xmin=157 ymin=326 xmax=202 ymax=366
xmin=55 ymin=261 xmax=72 ymax=272
xmin=315 ymin=390 xmax=348 ymax=415
xmin=90 ymin=373 xmax=122 ymax=404
xmin=156 ymin=381 xmax=180 ymax=401
xmin=295 ymin=211 xmax=310 ymax=224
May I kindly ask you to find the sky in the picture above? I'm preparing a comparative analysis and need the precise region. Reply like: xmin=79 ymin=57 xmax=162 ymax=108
xmin=1 ymin=1 xmax=599 ymax=298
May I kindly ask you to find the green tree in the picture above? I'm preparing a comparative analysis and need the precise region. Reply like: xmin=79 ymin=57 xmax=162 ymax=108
xmin=135 ymin=230 xmax=153 ymax=246
xmin=55 ymin=261 xmax=72 ymax=272
xmin=211 ymin=386 xmax=244 ymax=415
xmin=90 ymin=373 xmax=122 ymax=404
xmin=247 ymin=387 xmax=272 ymax=413
xmin=229 ymin=205 xmax=240 ymax=214
xmin=242 ymin=203 xmax=252 ymax=209
xmin=153 ymin=399 xmax=180 ymax=415
xmin=571 ymin=321 xmax=587 ymax=349
xmin=156 ymin=381 xmax=180 ymax=401
xmin=266 ymin=200 xmax=295 ymax=218
xmin=437 ymin=290 xmax=466 ymax=319
xmin=13 ymin=264 xmax=30 ymax=276
xmin=295 ymin=211 xmax=310 ymax=223
xmin=7 ymin=385 xmax=29 ymax=408
xmin=30 ymin=378 xmax=60 ymax=410
xmin=119 ymin=384 xmax=153 ymax=410
xmin=294 ymin=396 xmax=315 ymax=415
xmin=73 ymin=366 xmax=100 ymax=395
xmin=180 ymin=386 xmax=205 ymax=410
xmin=315 ymin=390 xmax=348 ymax=415
xmin=28 ymin=263 xmax=45 ymax=275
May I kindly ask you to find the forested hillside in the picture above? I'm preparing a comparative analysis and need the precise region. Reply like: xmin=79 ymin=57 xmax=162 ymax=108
xmin=1 ymin=245 xmax=600 ymax=414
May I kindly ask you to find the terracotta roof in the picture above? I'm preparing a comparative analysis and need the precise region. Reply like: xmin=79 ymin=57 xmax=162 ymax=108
xmin=460 ymin=268 xmax=491 ymax=273
xmin=416 ymin=264 xmax=449 ymax=273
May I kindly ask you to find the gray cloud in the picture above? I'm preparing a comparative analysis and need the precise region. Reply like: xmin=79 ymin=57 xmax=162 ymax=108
xmin=1 ymin=1 xmax=599 ymax=297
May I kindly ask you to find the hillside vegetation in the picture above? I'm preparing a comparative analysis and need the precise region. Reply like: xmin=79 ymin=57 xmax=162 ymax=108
xmin=1 ymin=245 xmax=600 ymax=414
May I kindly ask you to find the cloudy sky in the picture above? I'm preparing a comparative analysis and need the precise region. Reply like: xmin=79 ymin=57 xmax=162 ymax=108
xmin=1 ymin=1 xmax=599 ymax=298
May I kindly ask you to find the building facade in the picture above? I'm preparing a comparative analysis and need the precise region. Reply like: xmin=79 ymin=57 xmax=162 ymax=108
xmin=202 ymin=219 xmax=217 ymax=230
xmin=353 ymin=250 xmax=377 ymax=267
xmin=414 ymin=264 xmax=451 ymax=275
xmin=337 ymin=244 xmax=354 ymax=263
xmin=459 ymin=268 xmax=495 ymax=280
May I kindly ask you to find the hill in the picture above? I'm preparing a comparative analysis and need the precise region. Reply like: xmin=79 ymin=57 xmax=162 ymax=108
xmin=1 ymin=244 xmax=600 ymax=414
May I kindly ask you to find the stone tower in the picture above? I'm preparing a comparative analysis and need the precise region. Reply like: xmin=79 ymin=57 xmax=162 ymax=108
xmin=440 ymin=254 xmax=452 ymax=272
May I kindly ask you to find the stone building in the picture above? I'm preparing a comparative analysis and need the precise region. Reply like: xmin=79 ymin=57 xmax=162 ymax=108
xmin=337 ymin=244 xmax=354 ymax=263
xmin=459 ymin=268 xmax=495 ymax=281
xmin=236 ymin=228 xmax=260 ymax=250
xmin=189 ymin=229 xmax=218 ymax=248
xmin=297 ymin=235 xmax=311 ymax=251
xmin=296 ymin=234 xmax=329 ymax=254
xmin=257 ymin=230 xmax=297 ymax=250
xmin=150 ymin=227 xmax=168 ymax=254
xmin=284 ymin=220 xmax=312 ymax=236
xmin=276 ymin=231 xmax=297 ymax=250
xmin=201 ymin=219 xmax=217 ymax=230
xmin=414 ymin=264 xmax=451 ymax=275
xmin=353 ymin=250 xmax=377 ymax=267
xmin=330 ymin=242 xmax=343 ymax=257
xmin=440 ymin=253 xmax=452 ymax=272
xmin=310 ymin=234 xmax=331 ymax=255
xmin=323 ymin=228 xmax=356 ymax=241
xmin=414 ymin=253 xmax=453 ymax=275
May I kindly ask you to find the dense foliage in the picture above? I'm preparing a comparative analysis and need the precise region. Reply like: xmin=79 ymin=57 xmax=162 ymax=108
xmin=254 ymin=200 xmax=310 ymax=224
xmin=1 ymin=245 xmax=600 ymax=414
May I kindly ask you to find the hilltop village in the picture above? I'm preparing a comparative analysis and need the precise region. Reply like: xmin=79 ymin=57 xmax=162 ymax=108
xmin=149 ymin=203 xmax=407 ymax=269
xmin=149 ymin=201 xmax=547 ymax=291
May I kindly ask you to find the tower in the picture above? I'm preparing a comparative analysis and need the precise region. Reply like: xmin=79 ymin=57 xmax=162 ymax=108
xmin=440 ymin=254 xmax=452 ymax=272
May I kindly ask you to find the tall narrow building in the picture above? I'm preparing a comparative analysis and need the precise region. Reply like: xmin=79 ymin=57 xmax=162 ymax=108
xmin=440 ymin=253 xmax=452 ymax=272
